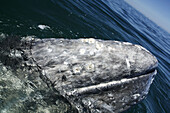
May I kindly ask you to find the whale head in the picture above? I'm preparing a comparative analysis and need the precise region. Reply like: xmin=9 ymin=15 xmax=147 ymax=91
xmin=21 ymin=37 xmax=158 ymax=113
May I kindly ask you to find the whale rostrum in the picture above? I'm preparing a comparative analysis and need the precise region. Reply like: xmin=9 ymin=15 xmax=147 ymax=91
xmin=20 ymin=37 xmax=158 ymax=113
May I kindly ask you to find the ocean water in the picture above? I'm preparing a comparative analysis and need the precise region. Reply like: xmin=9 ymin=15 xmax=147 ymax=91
xmin=0 ymin=0 xmax=169 ymax=113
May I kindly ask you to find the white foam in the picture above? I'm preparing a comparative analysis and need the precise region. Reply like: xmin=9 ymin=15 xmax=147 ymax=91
xmin=38 ymin=25 xmax=50 ymax=30
xmin=0 ymin=33 xmax=6 ymax=39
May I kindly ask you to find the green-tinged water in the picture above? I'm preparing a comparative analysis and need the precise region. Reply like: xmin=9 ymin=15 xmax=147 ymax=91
xmin=0 ymin=48 xmax=76 ymax=113
xmin=0 ymin=0 xmax=169 ymax=113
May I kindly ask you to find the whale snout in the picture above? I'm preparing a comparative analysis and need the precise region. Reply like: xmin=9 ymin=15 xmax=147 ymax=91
xmin=121 ymin=43 xmax=158 ymax=79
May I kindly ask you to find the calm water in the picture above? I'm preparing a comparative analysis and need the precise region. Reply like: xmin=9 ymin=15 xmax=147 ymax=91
xmin=0 ymin=0 xmax=169 ymax=113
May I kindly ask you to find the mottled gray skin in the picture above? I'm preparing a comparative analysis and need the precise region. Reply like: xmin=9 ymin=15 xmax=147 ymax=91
xmin=21 ymin=37 xmax=158 ymax=113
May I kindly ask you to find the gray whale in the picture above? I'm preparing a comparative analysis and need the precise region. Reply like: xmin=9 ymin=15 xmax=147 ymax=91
xmin=20 ymin=37 xmax=158 ymax=113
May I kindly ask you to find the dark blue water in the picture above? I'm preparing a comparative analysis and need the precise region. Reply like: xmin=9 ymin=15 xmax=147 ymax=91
xmin=0 ymin=0 xmax=169 ymax=112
